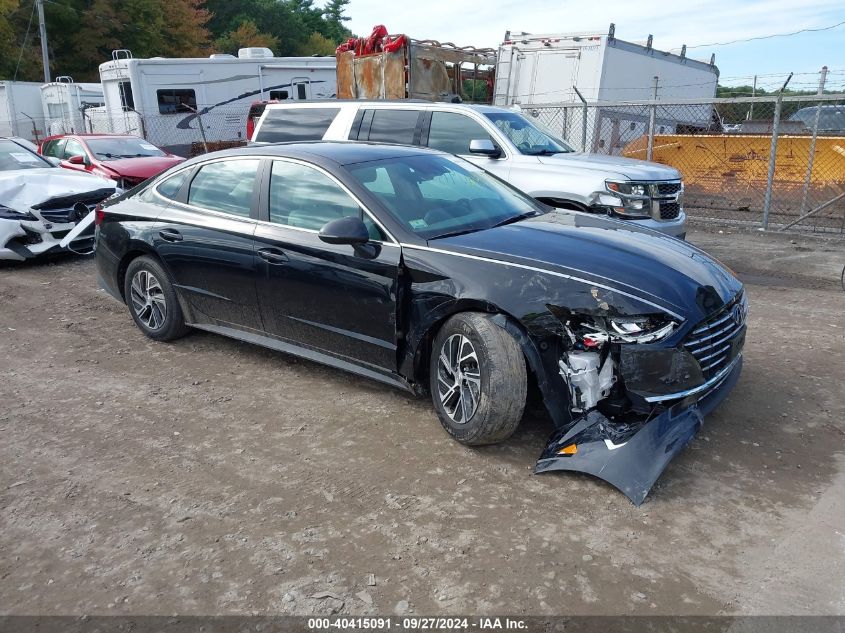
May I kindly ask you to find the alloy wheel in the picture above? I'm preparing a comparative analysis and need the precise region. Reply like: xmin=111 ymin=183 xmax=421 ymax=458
xmin=437 ymin=334 xmax=481 ymax=424
xmin=130 ymin=269 xmax=167 ymax=330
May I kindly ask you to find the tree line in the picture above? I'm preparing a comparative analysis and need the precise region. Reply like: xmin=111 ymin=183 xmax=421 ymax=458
xmin=0 ymin=0 xmax=351 ymax=82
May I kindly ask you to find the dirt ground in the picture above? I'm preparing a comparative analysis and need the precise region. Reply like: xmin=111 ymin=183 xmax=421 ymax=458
xmin=1 ymin=226 xmax=844 ymax=617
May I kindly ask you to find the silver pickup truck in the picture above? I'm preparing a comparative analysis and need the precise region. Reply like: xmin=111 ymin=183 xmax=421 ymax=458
xmin=251 ymin=101 xmax=686 ymax=238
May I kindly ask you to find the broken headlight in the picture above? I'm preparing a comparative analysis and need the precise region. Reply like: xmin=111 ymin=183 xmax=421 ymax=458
xmin=605 ymin=180 xmax=650 ymax=218
xmin=566 ymin=314 xmax=677 ymax=348
xmin=0 ymin=204 xmax=37 ymax=221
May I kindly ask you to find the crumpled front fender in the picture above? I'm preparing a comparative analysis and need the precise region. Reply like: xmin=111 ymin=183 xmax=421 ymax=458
xmin=535 ymin=356 xmax=742 ymax=505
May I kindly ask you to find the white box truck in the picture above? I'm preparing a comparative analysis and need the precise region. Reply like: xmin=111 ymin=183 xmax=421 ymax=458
xmin=0 ymin=81 xmax=46 ymax=143
xmin=41 ymin=78 xmax=105 ymax=135
xmin=96 ymin=48 xmax=337 ymax=155
xmin=494 ymin=26 xmax=719 ymax=153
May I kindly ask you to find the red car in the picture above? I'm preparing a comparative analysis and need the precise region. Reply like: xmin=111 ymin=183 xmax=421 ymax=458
xmin=39 ymin=134 xmax=185 ymax=189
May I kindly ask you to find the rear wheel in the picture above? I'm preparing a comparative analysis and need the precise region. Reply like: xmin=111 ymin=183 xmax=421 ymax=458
xmin=430 ymin=312 xmax=527 ymax=445
xmin=123 ymin=255 xmax=190 ymax=342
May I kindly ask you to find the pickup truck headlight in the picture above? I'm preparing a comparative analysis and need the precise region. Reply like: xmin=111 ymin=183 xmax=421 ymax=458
xmin=605 ymin=180 xmax=650 ymax=218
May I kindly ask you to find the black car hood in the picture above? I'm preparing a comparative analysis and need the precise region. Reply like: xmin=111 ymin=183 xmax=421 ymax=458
xmin=430 ymin=211 xmax=742 ymax=322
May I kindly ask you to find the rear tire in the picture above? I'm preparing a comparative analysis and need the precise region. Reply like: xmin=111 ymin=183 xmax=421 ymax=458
xmin=430 ymin=312 xmax=527 ymax=445
xmin=123 ymin=255 xmax=190 ymax=342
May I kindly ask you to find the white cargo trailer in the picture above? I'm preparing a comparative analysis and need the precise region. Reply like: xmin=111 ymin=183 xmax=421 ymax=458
xmin=0 ymin=81 xmax=46 ymax=143
xmin=494 ymin=26 xmax=719 ymax=153
xmin=41 ymin=78 xmax=105 ymax=135
xmin=97 ymin=48 xmax=337 ymax=155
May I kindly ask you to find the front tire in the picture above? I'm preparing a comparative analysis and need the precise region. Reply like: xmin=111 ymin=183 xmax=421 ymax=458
xmin=430 ymin=312 xmax=527 ymax=445
xmin=123 ymin=255 xmax=190 ymax=342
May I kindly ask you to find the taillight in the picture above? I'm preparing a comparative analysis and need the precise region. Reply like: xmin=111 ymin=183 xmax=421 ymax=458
xmin=94 ymin=204 xmax=105 ymax=226
xmin=246 ymin=116 xmax=255 ymax=140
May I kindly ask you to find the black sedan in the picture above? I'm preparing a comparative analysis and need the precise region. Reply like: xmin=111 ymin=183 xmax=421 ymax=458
xmin=94 ymin=142 xmax=747 ymax=504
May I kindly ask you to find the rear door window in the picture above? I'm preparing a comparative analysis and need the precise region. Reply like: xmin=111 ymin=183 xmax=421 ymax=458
xmin=187 ymin=159 xmax=261 ymax=218
xmin=156 ymin=170 xmax=189 ymax=200
xmin=361 ymin=109 xmax=421 ymax=144
xmin=42 ymin=138 xmax=66 ymax=158
xmin=254 ymin=108 xmax=340 ymax=143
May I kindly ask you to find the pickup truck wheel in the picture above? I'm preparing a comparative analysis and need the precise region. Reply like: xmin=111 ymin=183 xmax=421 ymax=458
xmin=124 ymin=255 xmax=190 ymax=342
xmin=430 ymin=313 xmax=527 ymax=445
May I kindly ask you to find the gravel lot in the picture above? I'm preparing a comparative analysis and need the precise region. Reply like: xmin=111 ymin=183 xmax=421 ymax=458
xmin=1 ymin=226 xmax=844 ymax=616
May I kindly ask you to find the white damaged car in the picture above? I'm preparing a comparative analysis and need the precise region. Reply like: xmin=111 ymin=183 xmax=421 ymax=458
xmin=0 ymin=137 xmax=117 ymax=261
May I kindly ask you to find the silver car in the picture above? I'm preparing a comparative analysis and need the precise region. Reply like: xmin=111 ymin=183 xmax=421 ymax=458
xmin=251 ymin=101 xmax=687 ymax=238
xmin=0 ymin=137 xmax=117 ymax=261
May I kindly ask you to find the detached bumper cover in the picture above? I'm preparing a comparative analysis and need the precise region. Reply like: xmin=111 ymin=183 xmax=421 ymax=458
xmin=535 ymin=355 xmax=742 ymax=505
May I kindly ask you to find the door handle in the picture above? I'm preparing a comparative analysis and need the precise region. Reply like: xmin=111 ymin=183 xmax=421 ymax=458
xmin=257 ymin=247 xmax=289 ymax=264
xmin=159 ymin=228 xmax=183 ymax=242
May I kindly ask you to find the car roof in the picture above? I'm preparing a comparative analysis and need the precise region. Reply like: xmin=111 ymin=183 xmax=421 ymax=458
xmin=41 ymin=133 xmax=144 ymax=142
xmin=262 ymin=100 xmax=512 ymax=115
xmin=182 ymin=141 xmax=442 ymax=168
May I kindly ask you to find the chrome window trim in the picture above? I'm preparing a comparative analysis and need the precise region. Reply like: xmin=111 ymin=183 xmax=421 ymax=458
xmin=151 ymin=154 xmax=399 ymax=245
xmin=399 ymin=243 xmax=684 ymax=320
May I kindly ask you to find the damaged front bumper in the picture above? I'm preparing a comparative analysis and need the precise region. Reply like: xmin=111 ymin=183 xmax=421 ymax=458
xmin=535 ymin=354 xmax=742 ymax=505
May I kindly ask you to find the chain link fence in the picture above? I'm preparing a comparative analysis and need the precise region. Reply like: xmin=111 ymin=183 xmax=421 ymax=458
xmin=5 ymin=95 xmax=845 ymax=233
xmin=5 ymin=106 xmax=250 ymax=158
xmin=524 ymin=94 xmax=845 ymax=233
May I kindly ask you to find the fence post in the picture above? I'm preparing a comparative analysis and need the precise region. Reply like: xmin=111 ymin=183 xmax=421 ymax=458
xmin=798 ymin=66 xmax=828 ymax=219
xmin=646 ymin=75 xmax=658 ymax=161
xmin=573 ymin=86 xmax=588 ymax=152
xmin=181 ymin=104 xmax=208 ymax=154
xmin=762 ymin=73 xmax=793 ymax=230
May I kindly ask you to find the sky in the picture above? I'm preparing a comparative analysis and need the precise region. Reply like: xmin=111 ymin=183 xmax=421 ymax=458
xmin=345 ymin=0 xmax=845 ymax=91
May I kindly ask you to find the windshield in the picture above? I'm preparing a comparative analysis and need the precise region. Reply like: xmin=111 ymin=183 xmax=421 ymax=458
xmin=484 ymin=111 xmax=575 ymax=155
xmin=789 ymin=106 xmax=845 ymax=133
xmin=346 ymin=154 xmax=542 ymax=240
xmin=86 ymin=137 xmax=167 ymax=160
xmin=0 ymin=139 xmax=51 ymax=171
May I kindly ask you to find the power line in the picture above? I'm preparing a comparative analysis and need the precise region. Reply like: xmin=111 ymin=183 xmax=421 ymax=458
xmin=685 ymin=20 xmax=845 ymax=49
xmin=13 ymin=0 xmax=37 ymax=81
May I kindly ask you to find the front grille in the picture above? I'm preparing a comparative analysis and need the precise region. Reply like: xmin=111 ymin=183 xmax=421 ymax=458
xmin=655 ymin=181 xmax=682 ymax=196
xmin=684 ymin=291 xmax=747 ymax=381
xmin=659 ymin=202 xmax=680 ymax=220
xmin=40 ymin=208 xmax=75 ymax=224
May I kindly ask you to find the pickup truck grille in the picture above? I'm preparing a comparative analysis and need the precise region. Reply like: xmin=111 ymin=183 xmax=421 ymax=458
xmin=659 ymin=202 xmax=681 ymax=220
xmin=684 ymin=291 xmax=747 ymax=380
xmin=655 ymin=182 xmax=682 ymax=196
xmin=649 ymin=180 xmax=683 ymax=222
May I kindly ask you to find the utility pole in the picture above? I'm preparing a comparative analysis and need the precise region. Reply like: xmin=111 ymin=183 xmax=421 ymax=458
xmin=36 ymin=0 xmax=50 ymax=83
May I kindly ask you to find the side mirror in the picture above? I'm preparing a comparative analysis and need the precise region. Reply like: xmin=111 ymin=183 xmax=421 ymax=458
xmin=68 ymin=154 xmax=86 ymax=165
xmin=45 ymin=156 xmax=61 ymax=167
xmin=318 ymin=216 xmax=369 ymax=245
xmin=469 ymin=139 xmax=502 ymax=158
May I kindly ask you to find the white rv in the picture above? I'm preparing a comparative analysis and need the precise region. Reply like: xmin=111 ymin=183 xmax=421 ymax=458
xmin=0 ymin=81 xmax=46 ymax=143
xmin=96 ymin=48 xmax=337 ymax=156
xmin=494 ymin=26 xmax=719 ymax=153
xmin=41 ymin=78 xmax=105 ymax=135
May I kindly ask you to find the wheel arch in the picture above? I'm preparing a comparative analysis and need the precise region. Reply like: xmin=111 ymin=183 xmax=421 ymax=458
xmin=116 ymin=242 xmax=160 ymax=301
xmin=535 ymin=197 xmax=590 ymax=212
xmin=409 ymin=300 xmax=541 ymax=392
xmin=409 ymin=301 xmax=571 ymax=429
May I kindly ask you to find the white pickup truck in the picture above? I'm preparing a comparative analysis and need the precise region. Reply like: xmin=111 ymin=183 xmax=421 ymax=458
xmin=251 ymin=101 xmax=687 ymax=238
